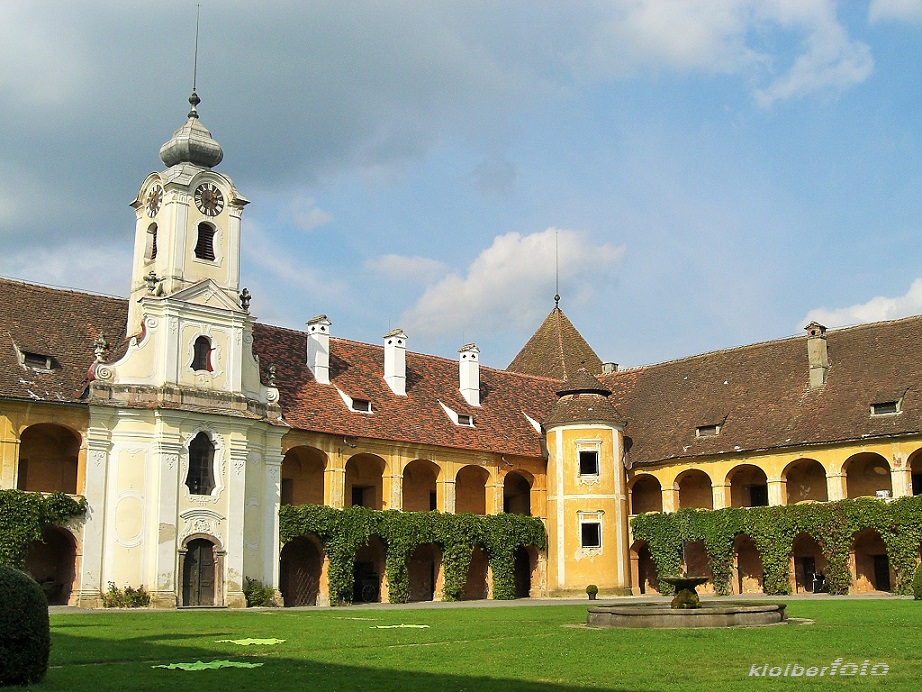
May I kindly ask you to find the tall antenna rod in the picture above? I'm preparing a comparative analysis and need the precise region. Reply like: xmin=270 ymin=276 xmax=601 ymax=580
xmin=193 ymin=4 xmax=201 ymax=92
xmin=188 ymin=4 xmax=202 ymax=118
xmin=554 ymin=230 xmax=560 ymax=308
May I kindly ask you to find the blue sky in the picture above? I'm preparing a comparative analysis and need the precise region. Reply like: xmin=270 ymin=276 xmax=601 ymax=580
xmin=2 ymin=1 xmax=922 ymax=369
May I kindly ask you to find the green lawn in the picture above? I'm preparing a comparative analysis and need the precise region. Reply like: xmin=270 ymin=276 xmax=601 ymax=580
xmin=38 ymin=599 xmax=920 ymax=691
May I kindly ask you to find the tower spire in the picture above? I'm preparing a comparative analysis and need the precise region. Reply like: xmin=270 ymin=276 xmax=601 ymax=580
xmin=188 ymin=4 xmax=202 ymax=118
xmin=554 ymin=229 xmax=560 ymax=308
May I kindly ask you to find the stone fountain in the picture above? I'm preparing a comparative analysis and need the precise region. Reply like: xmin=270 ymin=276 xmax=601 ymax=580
xmin=586 ymin=574 xmax=788 ymax=629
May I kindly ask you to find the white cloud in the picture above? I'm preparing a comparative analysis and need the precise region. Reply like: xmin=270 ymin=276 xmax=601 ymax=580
xmin=869 ymin=0 xmax=922 ymax=23
xmin=577 ymin=0 xmax=872 ymax=106
xmin=753 ymin=1 xmax=874 ymax=107
xmin=400 ymin=228 xmax=624 ymax=339
xmin=0 ymin=244 xmax=131 ymax=298
xmin=802 ymin=278 xmax=922 ymax=328
xmin=364 ymin=255 xmax=447 ymax=283
xmin=285 ymin=196 xmax=332 ymax=232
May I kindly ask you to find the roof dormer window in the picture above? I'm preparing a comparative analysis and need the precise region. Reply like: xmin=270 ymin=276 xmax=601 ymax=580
xmin=351 ymin=398 xmax=373 ymax=414
xmin=871 ymin=401 xmax=900 ymax=416
xmin=438 ymin=401 xmax=475 ymax=427
xmin=457 ymin=414 xmax=474 ymax=427
xmin=696 ymin=424 xmax=720 ymax=437
xmin=20 ymin=351 xmax=53 ymax=370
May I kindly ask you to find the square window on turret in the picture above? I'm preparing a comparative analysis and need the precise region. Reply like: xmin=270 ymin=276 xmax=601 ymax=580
xmin=579 ymin=450 xmax=599 ymax=476
xmin=581 ymin=522 xmax=601 ymax=548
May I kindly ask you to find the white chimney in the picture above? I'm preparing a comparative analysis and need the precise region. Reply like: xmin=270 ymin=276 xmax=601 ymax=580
xmin=307 ymin=314 xmax=331 ymax=385
xmin=383 ymin=328 xmax=407 ymax=396
xmin=459 ymin=343 xmax=480 ymax=406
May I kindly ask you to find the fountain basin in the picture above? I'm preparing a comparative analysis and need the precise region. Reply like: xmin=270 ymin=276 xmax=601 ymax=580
xmin=586 ymin=602 xmax=787 ymax=629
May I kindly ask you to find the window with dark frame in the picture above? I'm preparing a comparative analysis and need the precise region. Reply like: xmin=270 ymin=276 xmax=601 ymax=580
xmin=579 ymin=449 xmax=599 ymax=476
xmin=192 ymin=336 xmax=212 ymax=371
xmin=186 ymin=432 xmax=215 ymax=496
xmin=581 ymin=522 xmax=601 ymax=548
xmin=194 ymin=222 xmax=216 ymax=260
xmin=146 ymin=223 xmax=158 ymax=260
xmin=871 ymin=401 xmax=899 ymax=416
xmin=352 ymin=399 xmax=372 ymax=413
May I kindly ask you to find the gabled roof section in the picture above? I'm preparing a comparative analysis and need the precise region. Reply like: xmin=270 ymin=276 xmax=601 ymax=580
xmin=0 ymin=277 xmax=128 ymax=403
xmin=600 ymin=314 xmax=922 ymax=466
xmin=507 ymin=306 xmax=602 ymax=380
xmin=253 ymin=324 xmax=557 ymax=458
xmin=166 ymin=279 xmax=243 ymax=312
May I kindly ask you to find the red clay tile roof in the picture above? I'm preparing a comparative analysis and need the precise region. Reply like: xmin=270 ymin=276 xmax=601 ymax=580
xmin=7 ymin=277 xmax=922 ymax=466
xmin=507 ymin=306 xmax=602 ymax=380
xmin=601 ymin=315 xmax=922 ymax=465
xmin=0 ymin=277 xmax=128 ymax=403
xmin=253 ymin=323 xmax=556 ymax=457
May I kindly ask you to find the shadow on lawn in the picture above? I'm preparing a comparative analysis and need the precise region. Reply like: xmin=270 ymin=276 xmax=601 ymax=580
xmin=44 ymin=629 xmax=637 ymax=692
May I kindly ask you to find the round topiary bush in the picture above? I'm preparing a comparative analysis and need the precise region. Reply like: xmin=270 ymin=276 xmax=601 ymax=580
xmin=913 ymin=563 xmax=922 ymax=601
xmin=0 ymin=566 xmax=50 ymax=686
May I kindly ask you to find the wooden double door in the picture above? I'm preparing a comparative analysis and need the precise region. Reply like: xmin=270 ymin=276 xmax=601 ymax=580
xmin=183 ymin=538 xmax=216 ymax=606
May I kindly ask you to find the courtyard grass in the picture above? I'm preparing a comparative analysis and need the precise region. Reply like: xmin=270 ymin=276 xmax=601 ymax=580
xmin=38 ymin=598 xmax=920 ymax=691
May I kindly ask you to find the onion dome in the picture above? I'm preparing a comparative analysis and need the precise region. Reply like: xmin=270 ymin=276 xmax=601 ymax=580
xmin=544 ymin=368 xmax=624 ymax=427
xmin=158 ymin=91 xmax=224 ymax=169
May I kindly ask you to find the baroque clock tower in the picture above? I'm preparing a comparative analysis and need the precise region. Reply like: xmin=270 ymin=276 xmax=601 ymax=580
xmin=78 ymin=93 xmax=288 ymax=609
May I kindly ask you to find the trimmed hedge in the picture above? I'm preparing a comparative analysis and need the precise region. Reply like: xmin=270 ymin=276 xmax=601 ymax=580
xmin=0 ymin=566 xmax=50 ymax=686
xmin=0 ymin=490 xmax=86 ymax=569
xmin=280 ymin=505 xmax=546 ymax=604
xmin=631 ymin=496 xmax=922 ymax=596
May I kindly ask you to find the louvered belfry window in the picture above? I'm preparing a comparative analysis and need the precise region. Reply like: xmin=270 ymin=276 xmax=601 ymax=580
xmin=194 ymin=223 xmax=216 ymax=260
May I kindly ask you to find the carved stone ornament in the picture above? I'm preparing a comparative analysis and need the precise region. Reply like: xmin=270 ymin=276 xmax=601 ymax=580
xmin=239 ymin=287 xmax=251 ymax=312
xmin=93 ymin=333 xmax=110 ymax=362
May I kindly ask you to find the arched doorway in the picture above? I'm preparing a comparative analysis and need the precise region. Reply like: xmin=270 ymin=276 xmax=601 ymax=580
xmin=909 ymin=449 xmax=922 ymax=495
xmin=463 ymin=546 xmax=489 ymax=600
xmin=676 ymin=471 xmax=713 ymax=509
xmin=281 ymin=446 xmax=327 ymax=506
xmin=513 ymin=545 xmax=537 ymax=598
xmin=17 ymin=424 xmax=81 ymax=494
xmin=25 ymin=526 xmax=77 ymax=605
xmin=182 ymin=537 xmax=218 ymax=606
xmin=727 ymin=465 xmax=768 ymax=507
xmin=503 ymin=471 xmax=532 ymax=515
xmin=407 ymin=543 xmax=441 ymax=602
xmin=279 ymin=536 xmax=323 ymax=606
xmin=456 ymin=466 xmax=489 ymax=514
xmin=681 ymin=540 xmax=714 ymax=593
xmin=790 ymin=533 xmax=825 ymax=593
xmin=629 ymin=475 xmax=663 ymax=514
xmin=403 ymin=459 xmax=439 ymax=512
xmin=852 ymin=529 xmax=892 ymax=593
xmin=844 ymin=453 xmax=892 ymax=499
xmin=784 ymin=458 xmax=827 ymax=504
xmin=345 ymin=454 xmax=385 ymax=510
xmin=629 ymin=540 xmax=659 ymax=595
xmin=733 ymin=534 xmax=763 ymax=594
xmin=353 ymin=538 xmax=386 ymax=603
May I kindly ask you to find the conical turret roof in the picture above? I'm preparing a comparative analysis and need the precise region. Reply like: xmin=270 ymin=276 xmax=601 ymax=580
xmin=507 ymin=306 xmax=602 ymax=380
xmin=544 ymin=368 xmax=624 ymax=428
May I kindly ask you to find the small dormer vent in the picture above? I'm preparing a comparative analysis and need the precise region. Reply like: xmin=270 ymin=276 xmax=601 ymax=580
xmin=871 ymin=401 xmax=900 ymax=416
xmin=696 ymin=424 xmax=720 ymax=438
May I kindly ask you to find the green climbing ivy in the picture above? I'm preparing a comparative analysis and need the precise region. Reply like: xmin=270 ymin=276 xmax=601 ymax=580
xmin=279 ymin=505 xmax=546 ymax=604
xmin=631 ymin=496 xmax=922 ymax=596
xmin=0 ymin=490 xmax=87 ymax=568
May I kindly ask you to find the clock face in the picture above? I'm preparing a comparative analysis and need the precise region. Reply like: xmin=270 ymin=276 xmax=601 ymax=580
xmin=194 ymin=183 xmax=224 ymax=216
xmin=145 ymin=185 xmax=163 ymax=217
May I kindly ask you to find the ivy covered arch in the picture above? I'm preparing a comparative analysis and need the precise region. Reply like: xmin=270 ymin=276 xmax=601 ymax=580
xmin=279 ymin=505 xmax=546 ymax=604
